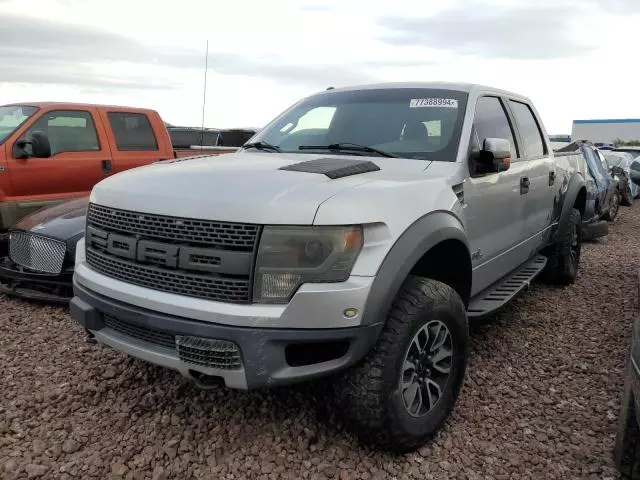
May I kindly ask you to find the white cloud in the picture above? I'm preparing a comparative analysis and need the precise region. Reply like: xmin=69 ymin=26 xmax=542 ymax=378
xmin=0 ymin=0 xmax=639 ymax=133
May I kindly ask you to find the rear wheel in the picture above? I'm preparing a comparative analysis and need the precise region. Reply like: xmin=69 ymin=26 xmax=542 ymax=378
xmin=605 ymin=191 xmax=621 ymax=221
xmin=541 ymin=208 xmax=582 ymax=285
xmin=334 ymin=277 xmax=469 ymax=452
xmin=624 ymin=184 xmax=635 ymax=207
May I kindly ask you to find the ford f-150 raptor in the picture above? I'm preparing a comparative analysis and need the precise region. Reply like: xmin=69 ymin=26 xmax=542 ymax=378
xmin=70 ymin=82 xmax=588 ymax=452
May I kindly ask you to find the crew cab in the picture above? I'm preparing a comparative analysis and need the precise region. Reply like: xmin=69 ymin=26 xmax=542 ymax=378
xmin=0 ymin=103 xmax=235 ymax=229
xmin=70 ymin=82 xmax=588 ymax=452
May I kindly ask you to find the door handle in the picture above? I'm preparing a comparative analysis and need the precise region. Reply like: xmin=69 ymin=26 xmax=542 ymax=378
xmin=549 ymin=171 xmax=556 ymax=186
xmin=520 ymin=176 xmax=530 ymax=195
xmin=101 ymin=160 xmax=112 ymax=174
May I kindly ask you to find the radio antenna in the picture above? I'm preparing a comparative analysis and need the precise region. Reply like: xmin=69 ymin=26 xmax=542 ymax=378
xmin=200 ymin=39 xmax=209 ymax=148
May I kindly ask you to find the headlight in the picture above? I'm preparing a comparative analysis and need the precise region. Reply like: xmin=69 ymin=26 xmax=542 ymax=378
xmin=253 ymin=225 xmax=363 ymax=304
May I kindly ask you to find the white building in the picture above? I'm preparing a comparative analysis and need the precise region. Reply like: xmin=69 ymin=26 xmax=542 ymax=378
xmin=571 ymin=119 xmax=640 ymax=143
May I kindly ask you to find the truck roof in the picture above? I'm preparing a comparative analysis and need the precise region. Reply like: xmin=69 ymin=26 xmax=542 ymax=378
xmin=320 ymin=82 xmax=532 ymax=102
xmin=2 ymin=101 xmax=160 ymax=114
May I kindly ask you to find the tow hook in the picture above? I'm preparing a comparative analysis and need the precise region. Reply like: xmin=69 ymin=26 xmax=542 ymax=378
xmin=84 ymin=329 xmax=97 ymax=344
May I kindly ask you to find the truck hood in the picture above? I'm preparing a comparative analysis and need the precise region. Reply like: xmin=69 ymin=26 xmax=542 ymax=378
xmin=90 ymin=152 xmax=431 ymax=224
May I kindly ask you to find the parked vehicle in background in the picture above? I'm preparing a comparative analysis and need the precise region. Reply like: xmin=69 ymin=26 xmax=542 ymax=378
xmin=0 ymin=103 xmax=236 ymax=230
xmin=167 ymin=126 xmax=257 ymax=152
xmin=614 ymin=146 xmax=640 ymax=158
xmin=555 ymin=140 xmax=617 ymax=233
xmin=71 ymin=82 xmax=589 ymax=452
xmin=602 ymin=151 xmax=639 ymax=206
xmin=613 ymin=270 xmax=640 ymax=478
xmin=0 ymin=197 xmax=87 ymax=303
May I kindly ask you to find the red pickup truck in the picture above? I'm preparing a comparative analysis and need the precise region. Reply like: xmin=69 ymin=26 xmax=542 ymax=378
xmin=0 ymin=102 xmax=241 ymax=229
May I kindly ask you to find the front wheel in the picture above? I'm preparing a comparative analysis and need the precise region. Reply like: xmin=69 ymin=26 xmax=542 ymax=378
xmin=333 ymin=277 xmax=469 ymax=452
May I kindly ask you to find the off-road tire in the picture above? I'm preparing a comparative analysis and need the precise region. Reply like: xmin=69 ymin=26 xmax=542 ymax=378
xmin=333 ymin=276 xmax=469 ymax=453
xmin=541 ymin=208 xmax=582 ymax=285
xmin=604 ymin=191 xmax=621 ymax=221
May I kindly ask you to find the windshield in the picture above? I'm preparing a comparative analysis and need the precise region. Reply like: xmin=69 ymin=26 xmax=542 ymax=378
xmin=0 ymin=105 xmax=38 ymax=144
xmin=603 ymin=152 xmax=631 ymax=168
xmin=249 ymin=88 xmax=469 ymax=161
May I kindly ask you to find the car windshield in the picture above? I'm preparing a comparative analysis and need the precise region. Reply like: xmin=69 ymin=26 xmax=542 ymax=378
xmin=0 ymin=105 xmax=38 ymax=144
xmin=249 ymin=88 xmax=469 ymax=161
xmin=604 ymin=152 xmax=631 ymax=168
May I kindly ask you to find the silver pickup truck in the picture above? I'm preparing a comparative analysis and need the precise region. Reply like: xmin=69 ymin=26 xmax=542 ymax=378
xmin=70 ymin=82 xmax=588 ymax=452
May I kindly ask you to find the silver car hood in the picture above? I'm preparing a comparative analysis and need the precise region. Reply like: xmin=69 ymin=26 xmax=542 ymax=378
xmin=89 ymin=151 xmax=431 ymax=224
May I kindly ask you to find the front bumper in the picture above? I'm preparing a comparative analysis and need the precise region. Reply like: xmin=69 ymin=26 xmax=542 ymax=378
xmin=70 ymin=282 xmax=383 ymax=390
xmin=0 ymin=256 xmax=73 ymax=304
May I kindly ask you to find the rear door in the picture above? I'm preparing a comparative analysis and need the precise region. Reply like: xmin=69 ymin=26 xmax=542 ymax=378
xmin=505 ymin=99 xmax=555 ymax=244
xmin=98 ymin=110 xmax=166 ymax=174
xmin=7 ymin=107 xmax=111 ymax=199
xmin=584 ymin=146 xmax=611 ymax=211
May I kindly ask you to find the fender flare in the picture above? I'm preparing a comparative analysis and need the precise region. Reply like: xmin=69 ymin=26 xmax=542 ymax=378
xmin=360 ymin=211 xmax=470 ymax=326
xmin=553 ymin=172 xmax=586 ymax=242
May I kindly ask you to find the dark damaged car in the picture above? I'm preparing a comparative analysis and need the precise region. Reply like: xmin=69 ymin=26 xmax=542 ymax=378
xmin=0 ymin=197 xmax=88 ymax=304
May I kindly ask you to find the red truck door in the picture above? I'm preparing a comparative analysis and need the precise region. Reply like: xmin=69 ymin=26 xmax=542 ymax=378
xmin=7 ymin=106 xmax=112 ymax=200
xmin=97 ymin=110 xmax=171 ymax=173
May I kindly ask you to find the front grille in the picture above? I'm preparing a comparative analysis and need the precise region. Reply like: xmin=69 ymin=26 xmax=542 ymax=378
xmin=176 ymin=336 xmax=242 ymax=369
xmin=9 ymin=231 xmax=66 ymax=274
xmin=87 ymin=203 xmax=259 ymax=250
xmin=85 ymin=204 xmax=260 ymax=303
xmin=87 ymin=249 xmax=251 ymax=302
xmin=104 ymin=315 xmax=242 ymax=370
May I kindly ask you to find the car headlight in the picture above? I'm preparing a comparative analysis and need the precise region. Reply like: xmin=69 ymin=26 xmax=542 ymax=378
xmin=253 ymin=225 xmax=363 ymax=304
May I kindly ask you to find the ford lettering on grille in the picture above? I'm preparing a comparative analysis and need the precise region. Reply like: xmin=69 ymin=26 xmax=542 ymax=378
xmin=84 ymin=206 xmax=258 ymax=303
xmin=86 ymin=225 xmax=251 ymax=275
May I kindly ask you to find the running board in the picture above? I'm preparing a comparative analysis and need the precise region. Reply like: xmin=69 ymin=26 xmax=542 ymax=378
xmin=467 ymin=255 xmax=547 ymax=319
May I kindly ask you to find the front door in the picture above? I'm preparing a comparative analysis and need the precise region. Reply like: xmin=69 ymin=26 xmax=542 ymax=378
xmin=8 ymin=107 xmax=111 ymax=204
xmin=464 ymin=95 xmax=526 ymax=295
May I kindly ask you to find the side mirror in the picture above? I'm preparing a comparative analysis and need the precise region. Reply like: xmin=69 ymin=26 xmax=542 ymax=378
xmin=31 ymin=131 xmax=52 ymax=158
xmin=12 ymin=131 xmax=52 ymax=159
xmin=475 ymin=138 xmax=511 ymax=174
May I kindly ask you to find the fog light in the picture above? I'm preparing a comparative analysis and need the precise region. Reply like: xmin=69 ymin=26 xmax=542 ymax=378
xmin=343 ymin=308 xmax=359 ymax=318
xmin=260 ymin=273 xmax=303 ymax=299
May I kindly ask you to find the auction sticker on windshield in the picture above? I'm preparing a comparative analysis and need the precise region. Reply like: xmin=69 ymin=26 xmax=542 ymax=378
xmin=410 ymin=98 xmax=458 ymax=108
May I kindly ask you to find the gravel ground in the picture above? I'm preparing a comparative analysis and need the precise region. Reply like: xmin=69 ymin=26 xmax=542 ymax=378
xmin=1 ymin=206 xmax=639 ymax=480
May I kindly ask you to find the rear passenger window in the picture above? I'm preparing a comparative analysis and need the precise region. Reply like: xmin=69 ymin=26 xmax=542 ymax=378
xmin=108 ymin=112 xmax=158 ymax=151
xmin=24 ymin=110 xmax=100 ymax=155
xmin=472 ymin=96 xmax=518 ymax=158
xmin=509 ymin=101 xmax=546 ymax=157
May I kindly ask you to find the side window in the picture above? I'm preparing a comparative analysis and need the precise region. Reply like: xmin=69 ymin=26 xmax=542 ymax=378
xmin=24 ymin=110 xmax=100 ymax=155
xmin=472 ymin=96 xmax=518 ymax=159
xmin=107 ymin=112 xmax=158 ymax=151
xmin=508 ymin=100 xmax=546 ymax=158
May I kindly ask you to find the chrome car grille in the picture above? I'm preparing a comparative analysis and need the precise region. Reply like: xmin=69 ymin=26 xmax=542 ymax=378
xmin=104 ymin=315 xmax=243 ymax=370
xmin=85 ymin=204 xmax=260 ymax=303
xmin=9 ymin=231 xmax=67 ymax=274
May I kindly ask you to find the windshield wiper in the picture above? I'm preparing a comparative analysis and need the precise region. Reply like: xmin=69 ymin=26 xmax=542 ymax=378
xmin=298 ymin=142 xmax=396 ymax=158
xmin=243 ymin=141 xmax=281 ymax=152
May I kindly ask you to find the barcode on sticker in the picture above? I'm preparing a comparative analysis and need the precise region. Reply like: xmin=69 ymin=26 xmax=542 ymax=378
xmin=410 ymin=98 xmax=458 ymax=108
